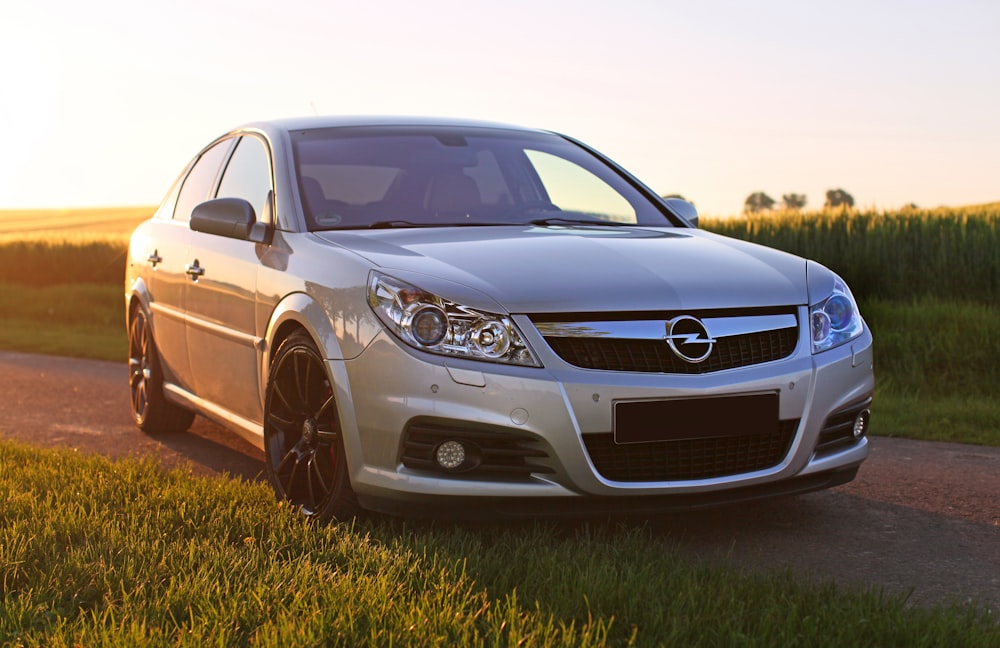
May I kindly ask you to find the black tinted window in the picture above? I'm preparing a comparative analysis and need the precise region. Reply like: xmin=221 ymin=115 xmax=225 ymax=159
xmin=173 ymin=140 xmax=232 ymax=222
xmin=216 ymin=136 xmax=273 ymax=222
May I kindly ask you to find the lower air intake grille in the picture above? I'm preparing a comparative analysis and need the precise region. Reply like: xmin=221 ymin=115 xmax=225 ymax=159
xmin=582 ymin=420 xmax=799 ymax=482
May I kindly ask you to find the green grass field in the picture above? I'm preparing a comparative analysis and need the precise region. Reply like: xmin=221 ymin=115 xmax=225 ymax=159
xmin=3 ymin=441 xmax=997 ymax=647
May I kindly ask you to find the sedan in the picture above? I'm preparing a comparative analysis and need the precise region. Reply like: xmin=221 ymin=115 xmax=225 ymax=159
xmin=125 ymin=116 xmax=874 ymax=520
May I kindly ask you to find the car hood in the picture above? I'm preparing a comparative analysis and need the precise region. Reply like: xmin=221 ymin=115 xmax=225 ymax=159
xmin=314 ymin=225 xmax=807 ymax=313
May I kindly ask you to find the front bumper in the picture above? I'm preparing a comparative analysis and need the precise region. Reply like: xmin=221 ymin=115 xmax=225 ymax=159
xmin=358 ymin=465 xmax=861 ymax=519
xmin=330 ymin=312 xmax=874 ymax=516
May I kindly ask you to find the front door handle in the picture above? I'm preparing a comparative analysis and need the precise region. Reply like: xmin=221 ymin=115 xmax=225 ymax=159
xmin=185 ymin=260 xmax=205 ymax=281
xmin=147 ymin=251 xmax=162 ymax=267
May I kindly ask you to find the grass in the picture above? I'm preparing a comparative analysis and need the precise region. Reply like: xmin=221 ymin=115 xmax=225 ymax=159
xmin=874 ymin=391 xmax=1000 ymax=446
xmin=0 ymin=283 xmax=126 ymax=360
xmin=862 ymin=297 xmax=999 ymax=446
xmin=2 ymin=441 xmax=996 ymax=647
xmin=862 ymin=298 xmax=998 ymax=399
xmin=0 ymin=239 xmax=129 ymax=287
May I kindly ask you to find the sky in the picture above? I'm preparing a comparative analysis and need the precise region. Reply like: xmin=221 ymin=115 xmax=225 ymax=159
xmin=2 ymin=0 xmax=998 ymax=217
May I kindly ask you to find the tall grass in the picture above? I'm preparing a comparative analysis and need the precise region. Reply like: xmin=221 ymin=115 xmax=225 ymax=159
xmin=1 ymin=206 xmax=996 ymax=300
xmin=0 ymin=238 xmax=129 ymax=287
xmin=861 ymin=298 xmax=998 ymax=398
xmin=2 ymin=441 xmax=996 ymax=646
xmin=702 ymin=206 xmax=999 ymax=302
xmin=0 ymin=283 xmax=126 ymax=360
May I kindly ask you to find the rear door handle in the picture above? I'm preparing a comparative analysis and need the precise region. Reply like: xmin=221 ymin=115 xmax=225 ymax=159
xmin=185 ymin=260 xmax=205 ymax=281
xmin=147 ymin=251 xmax=162 ymax=267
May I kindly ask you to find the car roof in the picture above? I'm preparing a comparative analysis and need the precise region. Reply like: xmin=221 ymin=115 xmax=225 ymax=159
xmin=239 ymin=115 xmax=553 ymax=136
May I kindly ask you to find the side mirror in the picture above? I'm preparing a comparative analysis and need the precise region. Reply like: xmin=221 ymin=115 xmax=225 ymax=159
xmin=191 ymin=198 xmax=254 ymax=239
xmin=663 ymin=197 xmax=699 ymax=228
xmin=191 ymin=198 xmax=272 ymax=243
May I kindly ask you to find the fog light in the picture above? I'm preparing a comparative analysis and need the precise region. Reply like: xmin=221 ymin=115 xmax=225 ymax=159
xmin=435 ymin=440 xmax=466 ymax=470
xmin=853 ymin=409 xmax=870 ymax=438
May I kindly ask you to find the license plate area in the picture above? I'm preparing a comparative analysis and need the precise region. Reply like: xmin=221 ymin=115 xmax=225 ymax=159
xmin=613 ymin=393 xmax=779 ymax=444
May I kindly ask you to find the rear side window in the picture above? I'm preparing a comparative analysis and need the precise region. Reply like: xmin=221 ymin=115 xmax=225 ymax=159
xmin=173 ymin=140 xmax=232 ymax=221
xmin=152 ymin=163 xmax=190 ymax=221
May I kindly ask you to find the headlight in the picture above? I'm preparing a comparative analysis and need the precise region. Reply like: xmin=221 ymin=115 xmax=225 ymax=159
xmin=810 ymin=276 xmax=864 ymax=353
xmin=367 ymin=272 xmax=540 ymax=367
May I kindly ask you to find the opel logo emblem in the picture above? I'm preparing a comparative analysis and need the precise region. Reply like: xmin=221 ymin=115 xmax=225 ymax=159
xmin=665 ymin=316 xmax=715 ymax=363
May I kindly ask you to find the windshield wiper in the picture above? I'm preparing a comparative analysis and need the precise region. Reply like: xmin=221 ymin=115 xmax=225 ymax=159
xmin=365 ymin=220 xmax=517 ymax=229
xmin=366 ymin=220 xmax=424 ymax=229
xmin=529 ymin=217 xmax=627 ymax=227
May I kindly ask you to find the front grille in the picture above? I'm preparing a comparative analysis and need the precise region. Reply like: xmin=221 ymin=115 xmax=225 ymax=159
xmin=541 ymin=326 xmax=798 ymax=374
xmin=402 ymin=421 xmax=554 ymax=478
xmin=815 ymin=397 xmax=872 ymax=454
xmin=583 ymin=419 xmax=798 ymax=482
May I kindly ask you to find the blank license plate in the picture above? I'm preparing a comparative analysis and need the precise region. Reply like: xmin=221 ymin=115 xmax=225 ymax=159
xmin=614 ymin=393 xmax=778 ymax=444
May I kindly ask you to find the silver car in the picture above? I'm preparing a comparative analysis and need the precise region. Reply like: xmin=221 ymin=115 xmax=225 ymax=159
xmin=125 ymin=116 xmax=874 ymax=520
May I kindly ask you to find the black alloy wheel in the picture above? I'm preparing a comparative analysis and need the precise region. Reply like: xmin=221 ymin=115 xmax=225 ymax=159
xmin=127 ymin=307 xmax=194 ymax=434
xmin=263 ymin=331 xmax=358 ymax=521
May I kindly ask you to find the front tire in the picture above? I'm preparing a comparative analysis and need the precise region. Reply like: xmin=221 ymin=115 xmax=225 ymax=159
xmin=263 ymin=331 xmax=359 ymax=522
xmin=127 ymin=307 xmax=195 ymax=434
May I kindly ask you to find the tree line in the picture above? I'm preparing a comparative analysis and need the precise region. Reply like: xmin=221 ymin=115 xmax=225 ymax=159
xmin=743 ymin=189 xmax=855 ymax=213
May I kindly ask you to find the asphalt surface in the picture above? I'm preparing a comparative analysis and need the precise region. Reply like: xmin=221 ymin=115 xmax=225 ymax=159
xmin=1 ymin=350 xmax=997 ymax=613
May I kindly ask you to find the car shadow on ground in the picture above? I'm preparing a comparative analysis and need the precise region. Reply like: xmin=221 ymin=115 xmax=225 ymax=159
xmin=155 ymin=416 xmax=266 ymax=482
xmin=152 ymin=415 xmax=1000 ymax=613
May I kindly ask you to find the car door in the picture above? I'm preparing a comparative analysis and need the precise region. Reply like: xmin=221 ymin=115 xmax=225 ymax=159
xmin=145 ymin=139 xmax=233 ymax=391
xmin=183 ymin=135 xmax=274 ymax=424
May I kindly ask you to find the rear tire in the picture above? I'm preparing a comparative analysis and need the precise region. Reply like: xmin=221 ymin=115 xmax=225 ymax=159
xmin=127 ymin=307 xmax=195 ymax=434
xmin=263 ymin=331 xmax=359 ymax=522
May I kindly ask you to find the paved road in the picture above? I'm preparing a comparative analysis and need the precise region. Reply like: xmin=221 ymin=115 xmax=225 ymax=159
xmin=1 ymin=351 xmax=997 ymax=612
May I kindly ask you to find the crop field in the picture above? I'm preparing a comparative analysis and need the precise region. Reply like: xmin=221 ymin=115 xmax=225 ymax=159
xmin=701 ymin=206 xmax=999 ymax=303
xmin=0 ymin=206 xmax=152 ymax=241
xmin=2 ymin=204 xmax=997 ymax=299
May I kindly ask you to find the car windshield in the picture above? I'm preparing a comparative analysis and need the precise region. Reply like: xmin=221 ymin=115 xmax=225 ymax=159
xmin=290 ymin=126 xmax=674 ymax=230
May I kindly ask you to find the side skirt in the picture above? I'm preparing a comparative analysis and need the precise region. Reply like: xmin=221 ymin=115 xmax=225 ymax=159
xmin=163 ymin=382 xmax=265 ymax=451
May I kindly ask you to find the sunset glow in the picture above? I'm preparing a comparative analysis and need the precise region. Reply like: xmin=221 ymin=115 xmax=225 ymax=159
xmin=2 ymin=0 xmax=998 ymax=216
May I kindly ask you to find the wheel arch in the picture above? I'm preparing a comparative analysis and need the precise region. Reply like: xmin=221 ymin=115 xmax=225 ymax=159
xmin=263 ymin=291 xmax=346 ymax=368
xmin=260 ymin=296 xmax=364 ymax=519
xmin=261 ymin=292 xmax=366 ymax=485
xmin=125 ymin=277 xmax=151 ymax=324
xmin=125 ymin=280 xmax=159 ymax=360
xmin=260 ymin=292 xmax=352 ymax=433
